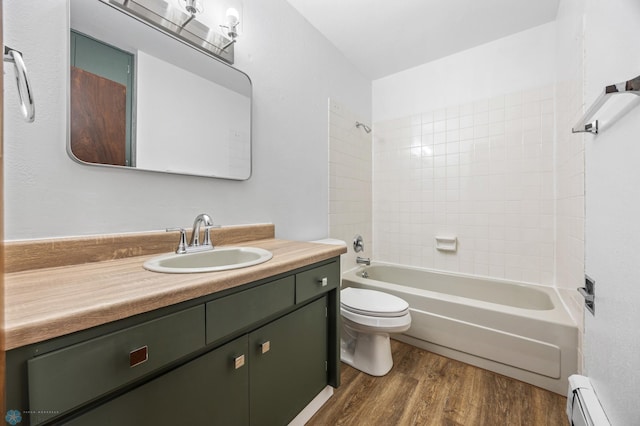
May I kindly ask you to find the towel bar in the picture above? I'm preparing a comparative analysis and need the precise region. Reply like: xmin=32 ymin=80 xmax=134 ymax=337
xmin=572 ymin=74 xmax=640 ymax=134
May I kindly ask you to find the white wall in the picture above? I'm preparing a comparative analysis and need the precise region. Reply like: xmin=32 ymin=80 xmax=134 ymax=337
xmin=373 ymin=23 xmax=556 ymax=122
xmin=580 ymin=0 xmax=640 ymax=422
xmin=372 ymin=23 xmax=558 ymax=284
xmin=554 ymin=0 xmax=586 ymax=370
xmin=3 ymin=0 xmax=370 ymax=241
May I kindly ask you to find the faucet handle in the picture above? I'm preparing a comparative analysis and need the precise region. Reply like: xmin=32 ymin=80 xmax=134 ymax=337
xmin=353 ymin=235 xmax=365 ymax=253
xmin=201 ymin=225 xmax=221 ymax=247
xmin=166 ymin=227 xmax=187 ymax=254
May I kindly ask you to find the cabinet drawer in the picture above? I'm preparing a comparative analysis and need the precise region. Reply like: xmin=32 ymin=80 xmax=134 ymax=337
xmin=295 ymin=261 xmax=339 ymax=303
xmin=206 ymin=276 xmax=295 ymax=344
xmin=65 ymin=335 xmax=249 ymax=426
xmin=27 ymin=305 xmax=205 ymax=424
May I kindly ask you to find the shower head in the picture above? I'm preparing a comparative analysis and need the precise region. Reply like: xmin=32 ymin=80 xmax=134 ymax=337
xmin=355 ymin=121 xmax=372 ymax=133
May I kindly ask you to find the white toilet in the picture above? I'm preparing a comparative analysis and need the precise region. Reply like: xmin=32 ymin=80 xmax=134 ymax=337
xmin=340 ymin=287 xmax=412 ymax=376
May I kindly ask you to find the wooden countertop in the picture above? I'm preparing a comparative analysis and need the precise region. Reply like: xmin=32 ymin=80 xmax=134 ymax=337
xmin=4 ymin=239 xmax=346 ymax=351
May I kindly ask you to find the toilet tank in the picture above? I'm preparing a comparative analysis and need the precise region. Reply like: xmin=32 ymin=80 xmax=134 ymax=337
xmin=311 ymin=239 xmax=347 ymax=275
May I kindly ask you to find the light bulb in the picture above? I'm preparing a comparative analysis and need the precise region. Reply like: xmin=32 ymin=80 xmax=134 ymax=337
xmin=226 ymin=7 xmax=240 ymax=26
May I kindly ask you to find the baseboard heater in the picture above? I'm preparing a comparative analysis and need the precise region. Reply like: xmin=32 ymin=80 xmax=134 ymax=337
xmin=566 ymin=375 xmax=610 ymax=426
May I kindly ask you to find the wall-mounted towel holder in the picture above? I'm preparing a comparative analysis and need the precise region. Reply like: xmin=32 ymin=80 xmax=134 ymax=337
xmin=3 ymin=46 xmax=35 ymax=123
xmin=572 ymin=73 xmax=640 ymax=134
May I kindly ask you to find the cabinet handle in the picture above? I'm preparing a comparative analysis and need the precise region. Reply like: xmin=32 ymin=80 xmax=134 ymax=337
xmin=318 ymin=277 xmax=328 ymax=287
xmin=234 ymin=354 xmax=245 ymax=369
xmin=260 ymin=341 xmax=271 ymax=354
xmin=129 ymin=346 xmax=148 ymax=368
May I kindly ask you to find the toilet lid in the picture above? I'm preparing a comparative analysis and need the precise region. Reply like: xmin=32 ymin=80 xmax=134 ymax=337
xmin=341 ymin=287 xmax=409 ymax=318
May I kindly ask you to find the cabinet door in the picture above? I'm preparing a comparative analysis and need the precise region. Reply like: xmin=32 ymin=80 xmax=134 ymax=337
xmin=65 ymin=336 xmax=249 ymax=426
xmin=249 ymin=296 xmax=328 ymax=426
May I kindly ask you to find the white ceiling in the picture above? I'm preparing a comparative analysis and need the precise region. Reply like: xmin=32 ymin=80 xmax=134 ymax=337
xmin=285 ymin=0 xmax=560 ymax=80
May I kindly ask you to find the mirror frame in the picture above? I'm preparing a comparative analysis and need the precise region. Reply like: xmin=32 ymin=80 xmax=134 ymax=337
xmin=67 ymin=0 xmax=253 ymax=180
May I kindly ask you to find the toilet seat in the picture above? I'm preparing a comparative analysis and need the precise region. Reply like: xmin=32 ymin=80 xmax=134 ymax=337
xmin=341 ymin=287 xmax=409 ymax=318
xmin=341 ymin=308 xmax=412 ymax=332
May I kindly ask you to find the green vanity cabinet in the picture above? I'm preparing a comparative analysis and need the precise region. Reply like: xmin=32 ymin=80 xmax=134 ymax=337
xmin=5 ymin=258 xmax=340 ymax=425
xmin=65 ymin=335 xmax=250 ymax=426
xmin=249 ymin=296 xmax=327 ymax=426
xmin=70 ymin=296 xmax=329 ymax=426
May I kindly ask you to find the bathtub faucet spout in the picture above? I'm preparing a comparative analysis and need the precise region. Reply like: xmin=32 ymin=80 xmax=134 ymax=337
xmin=356 ymin=256 xmax=371 ymax=266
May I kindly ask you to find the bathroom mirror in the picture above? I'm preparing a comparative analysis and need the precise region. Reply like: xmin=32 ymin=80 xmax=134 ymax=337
xmin=68 ymin=0 xmax=252 ymax=180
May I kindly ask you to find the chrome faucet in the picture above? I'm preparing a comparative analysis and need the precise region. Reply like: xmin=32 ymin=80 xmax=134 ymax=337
xmin=189 ymin=213 xmax=214 ymax=247
xmin=167 ymin=213 xmax=217 ymax=254
xmin=356 ymin=256 xmax=371 ymax=266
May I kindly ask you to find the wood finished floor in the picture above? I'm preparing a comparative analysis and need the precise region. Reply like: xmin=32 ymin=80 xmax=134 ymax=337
xmin=308 ymin=340 xmax=568 ymax=426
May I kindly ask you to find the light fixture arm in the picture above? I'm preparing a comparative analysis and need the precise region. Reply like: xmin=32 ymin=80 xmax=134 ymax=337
xmin=222 ymin=20 xmax=240 ymax=39
xmin=220 ymin=37 xmax=237 ymax=52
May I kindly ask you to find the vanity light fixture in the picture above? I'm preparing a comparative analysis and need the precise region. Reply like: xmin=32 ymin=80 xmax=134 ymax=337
xmin=220 ymin=7 xmax=240 ymax=50
xmin=101 ymin=0 xmax=240 ymax=64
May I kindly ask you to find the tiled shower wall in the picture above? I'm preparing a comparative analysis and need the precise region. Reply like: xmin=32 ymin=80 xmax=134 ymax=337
xmin=328 ymin=99 xmax=372 ymax=271
xmin=373 ymin=87 xmax=556 ymax=285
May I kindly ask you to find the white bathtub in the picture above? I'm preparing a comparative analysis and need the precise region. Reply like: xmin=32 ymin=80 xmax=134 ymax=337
xmin=342 ymin=262 xmax=578 ymax=394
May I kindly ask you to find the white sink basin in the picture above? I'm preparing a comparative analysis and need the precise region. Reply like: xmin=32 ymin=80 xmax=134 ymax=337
xmin=143 ymin=247 xmax=273 ymax=273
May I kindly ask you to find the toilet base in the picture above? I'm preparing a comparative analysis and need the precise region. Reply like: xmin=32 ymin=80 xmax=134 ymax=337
xmin=341 ymin=325 xmax=394 ymax=376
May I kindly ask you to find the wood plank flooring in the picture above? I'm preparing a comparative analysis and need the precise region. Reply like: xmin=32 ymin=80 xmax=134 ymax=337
xmin=308 ymin=340 xmax=568 ymax=426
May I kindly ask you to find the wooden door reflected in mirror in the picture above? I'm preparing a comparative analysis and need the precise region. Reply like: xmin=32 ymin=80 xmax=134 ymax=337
xmin=70 ymin=66 xmax=127 ymax=166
